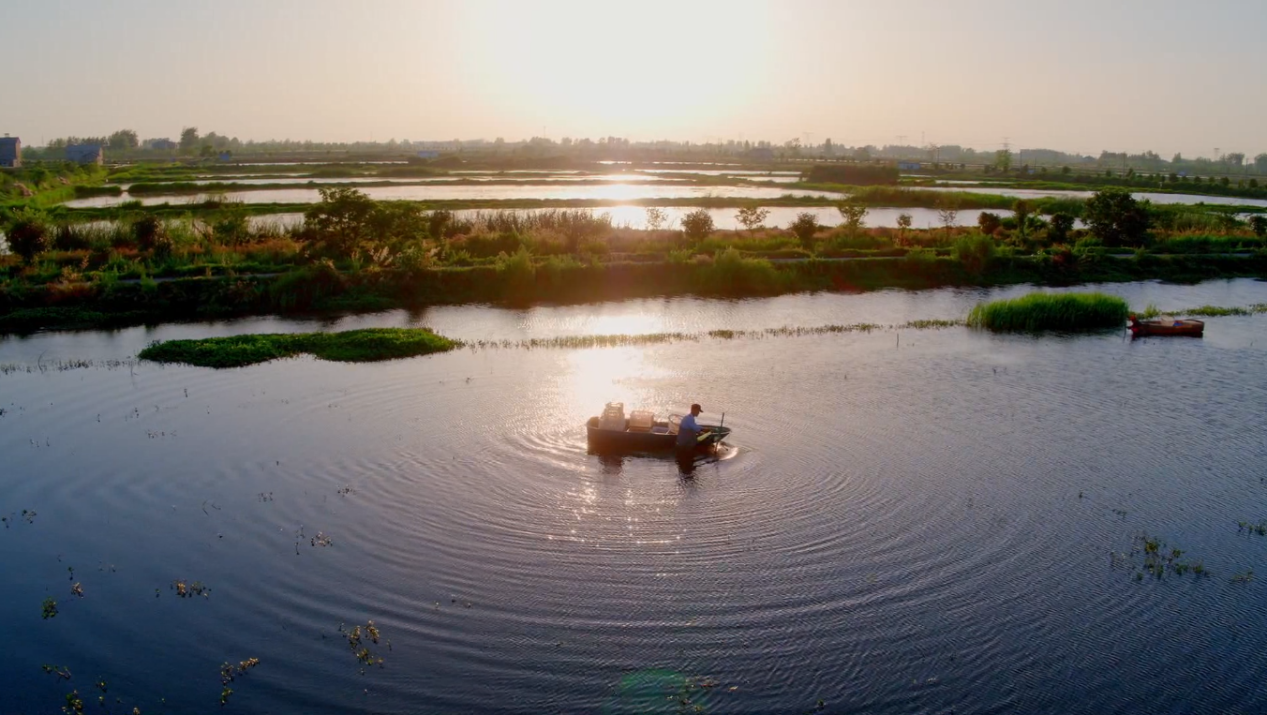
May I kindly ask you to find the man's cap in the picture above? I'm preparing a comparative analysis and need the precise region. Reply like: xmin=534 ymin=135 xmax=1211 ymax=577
xmin=691 ymin=403 xmax=702 ymax=411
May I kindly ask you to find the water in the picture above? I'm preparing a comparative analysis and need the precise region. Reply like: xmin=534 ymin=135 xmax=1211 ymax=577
xmin=3 ymin=279 xmax=1267 ymax=714
xmin=62 ymin=184 xmax=844 ymax=209
xmin=924 ymin=186 xmax=1267 ymax=208
xmin=238 ymin=206 xmax=1001 ymax=234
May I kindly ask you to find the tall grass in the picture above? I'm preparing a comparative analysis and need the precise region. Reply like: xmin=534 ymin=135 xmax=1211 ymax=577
xmin=967 ymin=292 xmax=1129 ymax=331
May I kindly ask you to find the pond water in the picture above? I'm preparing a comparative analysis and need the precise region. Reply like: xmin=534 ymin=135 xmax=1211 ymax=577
xmin=236 ymin=206 xmax=999 ymax=233
xmin=4 ymin=280 xmax=1267 ymax=714
xmin=62 ymin=184 xmax=845 ymax=209
xmin=925 ymin=186 xmax=1267 ymax=208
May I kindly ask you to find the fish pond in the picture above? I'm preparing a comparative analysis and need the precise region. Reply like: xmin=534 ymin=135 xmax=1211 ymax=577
xmin=3 ymin=279 xmax=1267 ymax=714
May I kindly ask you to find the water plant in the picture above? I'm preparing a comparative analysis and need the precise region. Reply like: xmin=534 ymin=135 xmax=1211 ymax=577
xmin=42 ymin=597 xmax=58 ymax=619
xmin=138 ymin=328 xmax=459 ymax=368
xmin=339 ymin=620 xmax=386 ymax=673
xmin=1121 ymin=534 xmax=1210 ymax=581
xmin=967 ymin=292 xmax=1129 ymax=332
xmin=171 ymin=579 xmax=210 ymax=598
xmin=218 ymin=657 xmax=260 ymax=706
xmin=1237 ymin=520 xmax=1267 ymax=536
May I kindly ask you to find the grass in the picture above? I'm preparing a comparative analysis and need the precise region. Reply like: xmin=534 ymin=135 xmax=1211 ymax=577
xmin=138 ymin=328 xmax=459 ymax=368
xmin=966 ymin=292 xmax=1130 ymax=332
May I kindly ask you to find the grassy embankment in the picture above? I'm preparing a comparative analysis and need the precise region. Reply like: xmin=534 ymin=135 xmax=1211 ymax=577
xmin=966 ymin=292 xmax=1130 ymax=331
xmin=5 ymin=187 xmax=1267 ymax=333
xmin=137 ymin=327 xmax=458 ymax=368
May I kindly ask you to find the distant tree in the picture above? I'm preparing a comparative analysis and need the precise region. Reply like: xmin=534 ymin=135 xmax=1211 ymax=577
xmin=107 ymin=129 xmax=139 ymax=151
xmin=644 ymin=207 xmax=667 ymax=232
xmin=5 ymin=213 xmax=50 ymax=264
xmin=789 ymin=212 xmax=819 ymax=250
xmin=1255 ymin=153 xmax=1267 ymax=173
xmin=179 ymin=127 xmax=200 ymax=151
xmin=836 ymin=202 xmax=868 ymax=236
xmin=896 ymin=212 xmax=912 ymax=245
xmin=994 ymin=150 xmax=1012 ymax=172
xmin=1220 ymin=177 xmax=1230 ymax=187
xmin=1011 ymin=199 xmax=1031 ymax=237
xmin=1225 ymin=152 xmax=1245 ymax=168
xmin=1250 ymin=215 xmax=1267 ymax=238
xmin=1048 ymin=213 xmax=1075 ymax=243
xmin=852 ymin=146 xmax=871 ymax=162
xmin=1168 ymin=173 xmax=1179 ymax=183
xmin=1251 ymin=179 xmax=1260 ymax=189
xmin=936 ymin=197 xmax=961 ymax=236
xmin=1084 ymin=189 xmax=1151 ymax=247
xmin=977 ymin=211 xmax=1002 ymax=235
xmin=735 ymin=206 xmax=770 ymax=234
xmin=680 ymin=209 xmax=715 ymax=243
xmin=1172 ymin=152 xmax=1183 ymax=164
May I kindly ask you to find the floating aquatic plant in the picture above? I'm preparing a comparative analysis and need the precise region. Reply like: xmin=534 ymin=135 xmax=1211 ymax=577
xmin=42 ymin=597 xmax=59 ymax=619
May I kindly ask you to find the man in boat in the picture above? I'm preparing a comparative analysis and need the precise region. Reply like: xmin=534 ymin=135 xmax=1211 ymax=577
xmin=676 ymin=404 xmax=709 ymax=452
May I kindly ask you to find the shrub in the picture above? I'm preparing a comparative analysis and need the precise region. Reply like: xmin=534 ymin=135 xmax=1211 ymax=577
xmin=680 ymin=209 xmax=715 ymax=243
xmin=697 ymin=247 xmax=782 ymax=294
xmin=6 ymin=213 xmax=51 ymax=264
xmin=836 ymin=202 xmax=868 ymax=235
xmin=789 ymin=212 xmax=820 ymax=250
xmin=951 ymin=233 xmax=996 ymax=274
xmin=133 ymin=215 xmax=167 ymax=253
xmin=1084 ymin=189 xmax=1151 ymax=247
xmin=977 ymin=211 xmax=1002 ymax=235
xmin=966 ymin=292 xmax=1129 ymax=332
xmin=1251 ymin=215 xmax=1267 ymax=238
xmin=1048 ymin=212 xmax=1075 ymax=243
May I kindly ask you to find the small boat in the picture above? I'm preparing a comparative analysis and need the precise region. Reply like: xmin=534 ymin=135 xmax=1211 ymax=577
xmin=586 ymin=404 xmax=731 ymax=454
xmin=1128 ymin=315 xmax=1205 ymax=337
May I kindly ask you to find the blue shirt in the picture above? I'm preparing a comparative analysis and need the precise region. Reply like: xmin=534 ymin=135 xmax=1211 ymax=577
xmin=676 ymin=414 xmax=702 ymax=447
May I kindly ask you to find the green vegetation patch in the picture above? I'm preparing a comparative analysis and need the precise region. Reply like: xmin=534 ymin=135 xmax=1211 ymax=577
xmin=966 ymin=291 xmax=1129 ymax=332
xmin=138 ymin=328 xmax=459 ymax=368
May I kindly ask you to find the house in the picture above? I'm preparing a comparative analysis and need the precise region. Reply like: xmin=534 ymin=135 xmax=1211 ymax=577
xmin=416 ymin=150 xmax=440 ymax=159
xmin=0 ymin=136 xmax=20 ymax=167
xmin=66 ymin=144 xmax=104 ymax=165
xmin=898 ymin=161 xmax=922 ymax=172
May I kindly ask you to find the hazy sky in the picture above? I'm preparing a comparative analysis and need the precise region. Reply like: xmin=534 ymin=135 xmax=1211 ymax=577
xmin=3 ymin=0 xmax=1264 ymax=157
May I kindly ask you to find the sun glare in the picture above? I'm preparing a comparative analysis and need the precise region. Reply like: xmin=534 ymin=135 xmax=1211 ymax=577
xmin=461 ymin=0 xmax=772 ymax=136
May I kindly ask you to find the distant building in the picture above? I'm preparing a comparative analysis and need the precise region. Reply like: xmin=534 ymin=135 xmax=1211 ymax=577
xmin=0 ymin=136 xmax=20 ymax=167
xmin=416 ymin=150 xmax=440 ymax=159
xmin=146 ymin=138 xmax=177 ymax=150
xmin=66 ymin=144 xmax=104 ymax=165
xmin=898 ymin=161 xmax=922 ymax=171
xmin=747 ymin=147 xmax=774 ymax=162
xmin=218 ymin=151 xmax=233 ymax=162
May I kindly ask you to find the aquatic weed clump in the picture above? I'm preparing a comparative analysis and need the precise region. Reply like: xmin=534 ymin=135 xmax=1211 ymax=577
xmin=138 ymin=328 xmax=460 ymax=368
xmin=967 ymin=292 xmax=1129 ymax=332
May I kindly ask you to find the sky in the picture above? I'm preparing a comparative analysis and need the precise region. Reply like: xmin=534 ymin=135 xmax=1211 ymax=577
xmin=2 ymin=0 xmax=1265 ymax=158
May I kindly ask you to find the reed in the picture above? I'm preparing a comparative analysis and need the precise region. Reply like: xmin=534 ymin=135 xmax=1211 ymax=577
xmin=966 ymin=292 xmax=1129 ymax=331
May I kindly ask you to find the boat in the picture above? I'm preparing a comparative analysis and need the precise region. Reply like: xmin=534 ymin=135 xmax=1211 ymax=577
xmin=1128 ymin=315 xmax=1205 ymax=337
xmin=586 ymin=403 xmax=731 ymax=453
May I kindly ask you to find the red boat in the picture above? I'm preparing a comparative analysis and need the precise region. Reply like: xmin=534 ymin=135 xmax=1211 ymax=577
xmin=1128 ymin=315 xmax=1204 ymax=337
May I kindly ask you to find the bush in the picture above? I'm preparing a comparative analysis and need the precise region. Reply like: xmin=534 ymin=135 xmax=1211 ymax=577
xmin=789 ymin=212 xmax=820 ymax=250
xmin=977 ymin=212 xmax=1002 ymax=235
xmin=6 ymin=213 xmax=50 ymax=264
xmin=1048 ymin=212 xmax=1075 ymax=243
xmin=951 ymin=233 xmax=996 ymax=274
xmin=697 ymin=247 xmax=782 ymax=294
xmin=133 ymin=215 xmax=167 ymax=253
xmin=1251 ymin=215 xmax=1267 ymax=238
xmin=1084 ymin=189 xmax=1151 ymax=247
xmin=680 ymin=209 xmax=715 ymax=243
xmin=967 ymin=292 xmax=1129 ymax=332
